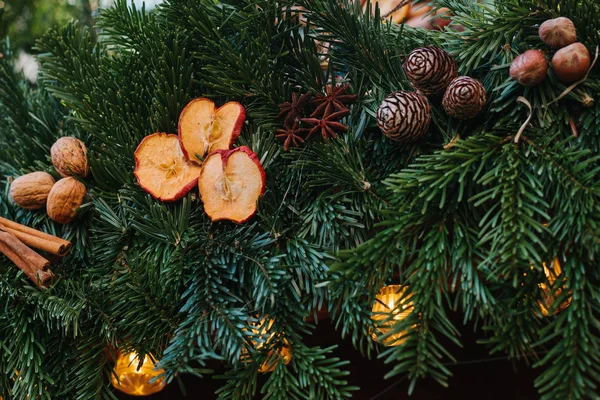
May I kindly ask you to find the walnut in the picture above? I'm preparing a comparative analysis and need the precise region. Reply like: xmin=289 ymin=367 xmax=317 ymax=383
xmin=9 ymin=171 xmax=56 ymax=210
xmin=51 ymin=137 xmax=89 ymax=178
xmin=46 ymin=177 xmax=87 ymax=224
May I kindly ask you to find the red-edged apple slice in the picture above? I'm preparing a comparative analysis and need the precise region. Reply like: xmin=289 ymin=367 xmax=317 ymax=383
xmin=178 ymin=98 xmax=246 ymax=163
xmin=134 ymin=132 xmax=202 ymax=202
xmin=198 ymin=146 xmax=265 ymax=223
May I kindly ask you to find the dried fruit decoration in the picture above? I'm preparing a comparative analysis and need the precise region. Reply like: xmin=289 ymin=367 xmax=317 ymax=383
xmin=198 ymin=146 xmax=266 ymax=224
xmin=178 ymin=98 xmax=246 ymax=163
xmin=134 ymin=133 xmax=202 ymax=202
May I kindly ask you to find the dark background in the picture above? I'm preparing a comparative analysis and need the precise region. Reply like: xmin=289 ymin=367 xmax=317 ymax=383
xmin=115 ymin=316 xmax=539 ymax=400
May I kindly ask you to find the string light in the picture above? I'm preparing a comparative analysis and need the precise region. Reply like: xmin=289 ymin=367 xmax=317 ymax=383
xmin=242 ymin=317 xmax=292 ymax=373
xmin=111 ymin=352 xmax=166 ymax=396
xmin=371 ymin=284 xmax=414 ymax=346
xmin=538 ymin=257 xmax=572 ymax=316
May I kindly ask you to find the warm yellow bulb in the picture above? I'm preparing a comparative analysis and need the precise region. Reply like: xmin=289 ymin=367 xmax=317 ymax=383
xmin=111 ymin=352 xmax=166 ymax=396
xmin=371 ymin=284 xmax=414 ymax=346
xmin=242 ymin=316 xmax=292 ymax=373
xmin=538 ymin=257 xmax=572 ymax=316
xmin=257 ymin=342 xmax=292 ymax=373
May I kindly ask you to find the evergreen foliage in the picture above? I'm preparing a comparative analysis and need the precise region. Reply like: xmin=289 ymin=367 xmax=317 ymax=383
xmin=0 ymin=0 xmax=599 ymax=399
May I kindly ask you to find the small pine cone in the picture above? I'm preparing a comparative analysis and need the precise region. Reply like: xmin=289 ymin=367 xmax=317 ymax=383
xmin=442 ymin=76 xmax=487 ymax=120
xmin=403 ymin=47 xmax=458 ymax=96
xmin=376 ymin=91 xmax=431 ymax=142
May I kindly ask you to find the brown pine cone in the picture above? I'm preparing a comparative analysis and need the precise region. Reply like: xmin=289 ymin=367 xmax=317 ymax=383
xmin=404 ymin=47 xmax=458 ymax=95
xmin=442 ymin=76 xmax=487 ymax=120
xmin=376 ymin=91 xmax=431 ymax=142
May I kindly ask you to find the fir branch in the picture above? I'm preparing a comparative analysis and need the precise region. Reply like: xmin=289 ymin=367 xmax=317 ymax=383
xmin=533 ymin=253 xmax=600 ymax=400
xmin=289 ymin=344 xmax=358 ymax=399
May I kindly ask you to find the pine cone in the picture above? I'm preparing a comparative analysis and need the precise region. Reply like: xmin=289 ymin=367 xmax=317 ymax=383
xmin=403 ymin=47 xmax=457 ymax=96
xmin=442 ymin=76 xmax=487 ymax=120
xmin=376 ymin=91 xmax=431 ymax=142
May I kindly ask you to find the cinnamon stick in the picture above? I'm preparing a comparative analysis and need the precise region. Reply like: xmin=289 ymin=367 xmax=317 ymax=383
xmin=0 ymin=216 xmax=71 ymax=256
xmin=0 ymin=231 xmax=54 ymax=288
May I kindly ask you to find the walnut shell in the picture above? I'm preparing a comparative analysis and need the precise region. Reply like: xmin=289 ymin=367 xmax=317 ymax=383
xmin=46 ymin=177 xmax=87 ymax=224
xmin=9 ymin=172 xmax=56 ymax=210
xmin=51 ymin=137 xmax=89 ymax=178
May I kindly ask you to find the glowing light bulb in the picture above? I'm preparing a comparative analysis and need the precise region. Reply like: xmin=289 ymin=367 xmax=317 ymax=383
xmin=242 ymin=316 xmax=292 ymax=373
xmin=538 ymin=257 xmax=572 ymax=316
xmin=111 ymin=352 xmax=166 ymax=396
xmin=371 ymin=284 xmax=414 ymax=346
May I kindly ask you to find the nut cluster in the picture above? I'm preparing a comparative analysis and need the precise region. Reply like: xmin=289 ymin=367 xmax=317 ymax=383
xmin=10 ymin=137 xmax=88 ymax=224
xmin=510 ymin=17 xmax=591 ymax=86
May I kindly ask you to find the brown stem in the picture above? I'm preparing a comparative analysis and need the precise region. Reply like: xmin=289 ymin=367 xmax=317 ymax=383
xmin=381 ymin=0 xmax=411 ymax=20
xmin=443 ymin=134 xmax=461 ymax=150
xmin=580 ymin=92 xmax=595 ymax=108
xmin=569 ymin=117 xmax=579 ymax=138
xmin=515 ymin=96 xmax=533 ymax=144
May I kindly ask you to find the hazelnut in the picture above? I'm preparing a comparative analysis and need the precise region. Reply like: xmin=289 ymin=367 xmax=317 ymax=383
xmin=552 ymin=42 xmax=591 ymax=83
xmin=510 ymin=50 xmax=548 ymax=86
xmin=539 ymin=17 xmax=577 ymax=49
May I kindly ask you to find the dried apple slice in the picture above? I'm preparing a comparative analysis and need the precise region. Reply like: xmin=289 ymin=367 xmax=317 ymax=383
xmin=198 ymin=146 xmax=265 ymax=223
xmin=178 ymin=98 xmax=246 ymax=163
xmin=134 ymin=132 xmax=202 ymax=202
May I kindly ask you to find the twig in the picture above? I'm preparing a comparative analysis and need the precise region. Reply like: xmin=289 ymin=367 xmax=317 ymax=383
xmin=381 ymin=0 xmax=411 ymax=20
xmin=568 ymin=116 xmax=578 ymax=138
xmin=515 ymin=96 xmax=533 ymax=144
xmin=443 ymin=134 xmax=461 ymax=150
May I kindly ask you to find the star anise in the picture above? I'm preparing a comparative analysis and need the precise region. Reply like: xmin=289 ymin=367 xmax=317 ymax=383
xmin=310 ymin=85 xmax=358 ymax=118
xmin=277 ymin=92 xmax=313 ymax=127
xmin=276 ymin=121 xmax=309 ymax=151
xmin=301 ymin=109 xmax=349 ymax=141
